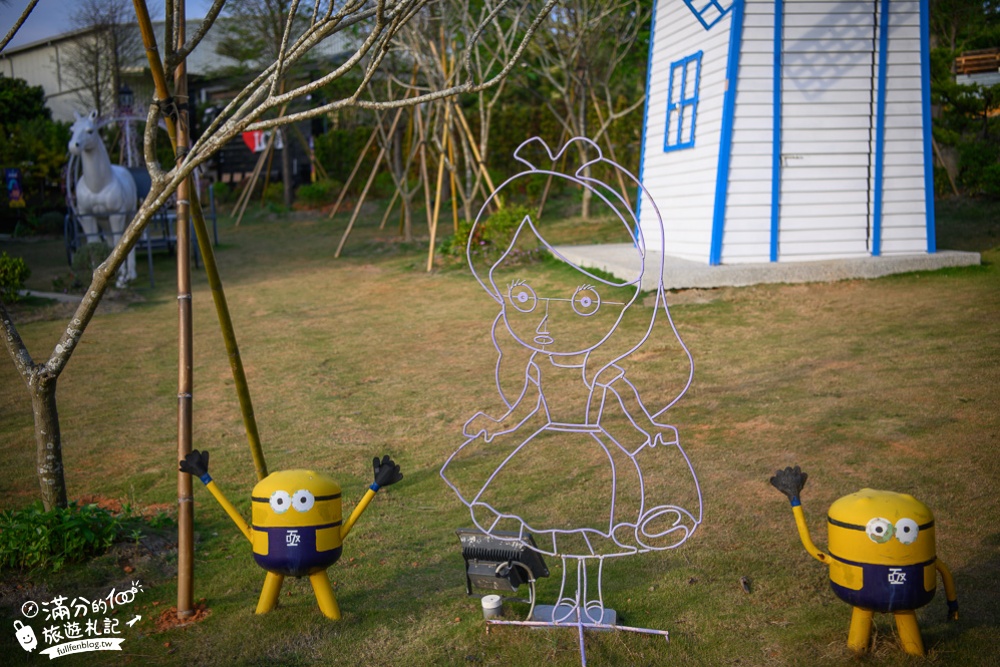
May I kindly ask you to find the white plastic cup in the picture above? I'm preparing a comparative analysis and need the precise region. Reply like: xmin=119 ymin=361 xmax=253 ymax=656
xmin=481 ymin=594 xmax=503 ymax=619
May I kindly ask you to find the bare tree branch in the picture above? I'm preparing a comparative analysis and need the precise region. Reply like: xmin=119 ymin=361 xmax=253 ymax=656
xmin=166 ymin=0 xmax=229 ymax=69
xmin=0 ymin=0 xmax=41 ymax=53
xmin=0 ymin=299 xmax=35 ymax=386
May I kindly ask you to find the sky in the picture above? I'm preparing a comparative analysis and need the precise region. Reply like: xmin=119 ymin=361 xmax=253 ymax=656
xmin=1 ymin=0 xmax=217 ymax=50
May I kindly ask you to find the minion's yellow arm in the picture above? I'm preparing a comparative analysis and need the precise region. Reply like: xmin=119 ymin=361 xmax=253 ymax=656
xmin=340 ymin=487 xmax=378 ymax=540
xmin=791 ymin=503 xmax=831 ymax=565
xmin=339 ymin=456 xmax=402 ymax=540
xmin=936 ymin=558 xmax=959 ymax=619
xmin=204 ymin=479 xmax=252 ymax=542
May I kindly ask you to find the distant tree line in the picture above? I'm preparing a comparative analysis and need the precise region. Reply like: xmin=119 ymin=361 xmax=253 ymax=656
xmin=930 ymin=0 xmax=1000 ymax=197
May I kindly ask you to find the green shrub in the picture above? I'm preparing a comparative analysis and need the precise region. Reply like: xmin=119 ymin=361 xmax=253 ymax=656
xmin=71 ymin=242 xmax=111 ymax=281
xmin=978 ymin=163 xmax=1000 ymax=199
xmin=439 ymin=204 xmax=537 ymax=265
xmin=0 ymin=251 xmax=30 ymax=302
xmin=210 ymin=181 xmax=238 ymax=205
xmin=958 ymin=139 xmax=1000 ymax=197
xmin=0 ymin=502 xmax=125 ymax=571
xmin=297 ymin=178 xmax=342 ymax=208
xmin=12 ymin=220 xmax=32 ymax=238
xmin=314 ymin=126 xmax=378 ymax=191
xmin=934 ymin=166 xmax=953 ymax=198
xmin=14 ymin=211 xmax=64 ymax=237
xmin=34 ymin=210 xmax=65 ymax=235
xmin=262 ymin=181 xmax=285 ymax=205
xmin=52 ymin=271 xmax=84 ymax=294
xmin=480 ymin=204 xmax=532 ymax=247
xmin=371 ymin=171 xmax=397 ymax=199
xmin=0 ymin=116 xmax=71 ymax=222
xmin=439 ymin=218 xmax=475 ymax=258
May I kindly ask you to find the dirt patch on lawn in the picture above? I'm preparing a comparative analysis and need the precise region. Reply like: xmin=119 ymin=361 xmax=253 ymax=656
xmin=77 ymin=493 xmax=173 ymax=520
xmin=154 ymin=599 xmax=211 ymax=632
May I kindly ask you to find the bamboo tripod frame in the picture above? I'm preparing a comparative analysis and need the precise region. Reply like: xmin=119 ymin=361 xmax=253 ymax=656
xmin=132 ymin=0 xmax=270 ymax=620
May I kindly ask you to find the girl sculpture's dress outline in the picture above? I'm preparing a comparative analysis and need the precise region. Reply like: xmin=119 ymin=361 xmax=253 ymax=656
xmin=440 ymin=137 xmax=702 ymax=661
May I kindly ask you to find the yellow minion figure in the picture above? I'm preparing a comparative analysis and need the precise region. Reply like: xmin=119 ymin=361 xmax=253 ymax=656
xmin=771 ymin=466 xmax=958 ymax=656
xmin=180 ymin=450 xmax=402 ymax=619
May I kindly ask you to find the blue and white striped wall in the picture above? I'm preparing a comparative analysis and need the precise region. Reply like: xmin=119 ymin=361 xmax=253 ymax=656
xmin=638 ymin=0 xmax=935 ymax=265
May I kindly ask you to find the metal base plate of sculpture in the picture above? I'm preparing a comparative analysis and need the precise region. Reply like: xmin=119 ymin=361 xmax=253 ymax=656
xmin=441 ymin=137 xmax=703 ymax=665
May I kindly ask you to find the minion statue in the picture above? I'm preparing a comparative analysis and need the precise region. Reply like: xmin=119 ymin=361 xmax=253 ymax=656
xmin=770 ymin=466 xmax=958 ymax=656
xmin=180 ymin=450 xmax=402 ymax=619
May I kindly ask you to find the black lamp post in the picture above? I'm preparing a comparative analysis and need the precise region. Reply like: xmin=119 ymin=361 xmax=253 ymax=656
xmin=118 ymin=84 xmax=134 ymax=115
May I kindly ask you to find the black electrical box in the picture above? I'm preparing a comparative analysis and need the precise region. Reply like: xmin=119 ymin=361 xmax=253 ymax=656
xmin=456 ymin=528 xmax=549 ymax=595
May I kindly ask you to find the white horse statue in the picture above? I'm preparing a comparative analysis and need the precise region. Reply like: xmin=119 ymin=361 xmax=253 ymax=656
xmin=69 ymin=110 xmax=138 ymax=287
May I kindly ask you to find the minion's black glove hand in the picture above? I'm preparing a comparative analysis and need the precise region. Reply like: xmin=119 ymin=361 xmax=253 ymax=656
xmin=770 ymin=465 xmax=807 ymax=504
xmin=947 ymin=599 xmax=959 ymax=622
xmin=180 ymin=449 xmax=210 ymax=480
xmin=372 ymin=455 xmax=403 ymax=489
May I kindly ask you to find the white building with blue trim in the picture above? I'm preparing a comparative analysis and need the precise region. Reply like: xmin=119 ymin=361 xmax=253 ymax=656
xmin=638 ymin=0 xmax=936 ymax=265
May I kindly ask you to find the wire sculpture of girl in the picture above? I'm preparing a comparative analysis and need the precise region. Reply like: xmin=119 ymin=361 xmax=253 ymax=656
xmin=441 ymin=138 xmax=702 ymax=655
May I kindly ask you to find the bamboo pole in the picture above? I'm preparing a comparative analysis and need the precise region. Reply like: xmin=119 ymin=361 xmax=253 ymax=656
xmin=447 ymin=120 xmax=459 ymax=233
xmin=396 ymin=113 xmax=410 ymax=237
xmin=537 ymin=127 xmax=569 ymax=218
xmin=450 ymin=101 xmax=501 ymax=208
xmin=334 ymin=104 xmax=409 ymax=257
xmin=231 ymin=169 xmax=253 ymax=214
xmin=133 ymin=0 xmax=269 ymax=488
xmin=378 ymin=189 xmax=400 ymax=230
xmin=291 ymin=122 xmax=328 ymax=181
xmin=415 ymin=104 xmax=433 ymax=234
xmin=587 ymin=92 xmax=635 ymax=210
xmin=427 ymin=102 xmax=452 ymax=272
xmin=257 ymin=87 xmax=289 ymax=208
xmin=172 ymin=0 xmax=194 ymax=620
xmin=327 ymin=120 xmax=381 ymax=219
xmin=932 ymin=136 xmax=960 ymax=197
xmin=233 ymin=139 xmax=272 ymax=215
xmin=442 ymin=50 xmax=460 ymax=232
xmin=241 ymin=106 xmax=289 ymax=222
xmin=233 ymin=131 xmax=277 ymax=226
xmin=334 ymin=143 xmax=389 ymax=257
xmin=258 ymin=136 xmax=278 ymax=205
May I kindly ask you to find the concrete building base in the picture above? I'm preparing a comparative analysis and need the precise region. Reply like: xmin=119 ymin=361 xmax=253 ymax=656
xmin=553 ymin=245 xmax=982 ymax=291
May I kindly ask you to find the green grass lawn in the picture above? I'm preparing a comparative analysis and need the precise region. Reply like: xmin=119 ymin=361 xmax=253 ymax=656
xmin=0 ymin=196 xmax=998 ymax=666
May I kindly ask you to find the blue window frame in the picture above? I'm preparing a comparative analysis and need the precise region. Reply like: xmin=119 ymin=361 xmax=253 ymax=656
xmin=664 ymin=51 xmax=703 ymax=153
xmin=683 ymin=0 xmax=735 ymax=31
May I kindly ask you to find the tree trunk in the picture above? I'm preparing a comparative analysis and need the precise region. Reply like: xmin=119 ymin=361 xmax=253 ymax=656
xmin=578 ymin=139 xmax=593 ymax=220
xmin=401 ymin=195 xmax=413 ymax=241
xmin=578 ymin=81 xmax=591 ymax=219
xmin=30 ymin=376 xmax=68 ymax=511
xmin=2 ymin=298 xmax=70 ymax=511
